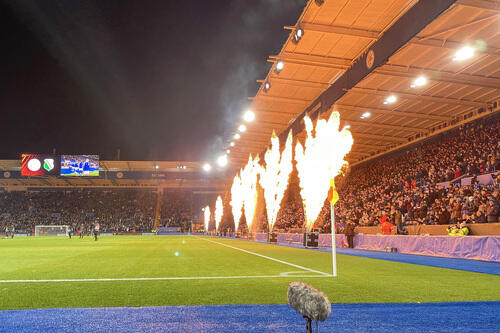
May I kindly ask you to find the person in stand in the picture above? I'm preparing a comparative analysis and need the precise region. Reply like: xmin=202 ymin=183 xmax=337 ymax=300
xmin=79 ymin=224 xmax=85 ymax=238
xmin=9 ymin=225 xmax=14 ymax=239
xmin=380 ymin=216 xmax=393 ymax=235
xmin=68 ymin=226 xmax=72 ymax=239
xmin=343 ymin=220 xmax=356 ymax=249
xmin=93 ymin=222 xmax=100 ymax=241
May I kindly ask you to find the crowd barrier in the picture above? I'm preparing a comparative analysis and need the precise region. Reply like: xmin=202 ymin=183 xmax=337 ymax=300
xmin=252 ymin=232 xmax=500 ymax=262
xmin=356 ymin=222 xmax=500 ymax=236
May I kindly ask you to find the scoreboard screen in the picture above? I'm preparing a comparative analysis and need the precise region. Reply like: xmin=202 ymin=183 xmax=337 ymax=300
xmin=60 ymin=155 xmax=99 ymax=176
xmin=21 ymin=154 xmax=60 ymax=176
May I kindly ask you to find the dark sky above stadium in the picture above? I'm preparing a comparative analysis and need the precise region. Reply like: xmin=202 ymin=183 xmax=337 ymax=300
xmin=0 ymin=0 xmax=305 ymax=161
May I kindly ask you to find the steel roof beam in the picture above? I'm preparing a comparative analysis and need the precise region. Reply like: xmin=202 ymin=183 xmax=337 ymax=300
xmin=350 ymin=87 xmax=488 ymax=108
xmin=375 ymin=64 xmax=500 ymax=90
xmin=409 ymin=37 xmax=500 ymax=57
xmin=285 ymin=23 xmax=379 ymax=39
xmin=335 ymin=103 xmax=450 ymax=121
xmin=351 ymin=132 xmax=408 ymax=143
xmin=457 ymin=0 xmax=500 ymax=10
xmin=248 ymin=95 xmax=310 ymax=105
xmin=343 ymin=119 xmax=426 ymax=132
xmin=268 ymin=52 xmax=350 ymax=70
xmin=257 ymin=77 xmax=329 ymax=89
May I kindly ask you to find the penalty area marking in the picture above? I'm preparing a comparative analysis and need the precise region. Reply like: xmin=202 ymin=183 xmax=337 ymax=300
xmin=0 ymin=274 xmax=333 ymax=284
xmin=195 ymin=236 xmax=330 ymax=276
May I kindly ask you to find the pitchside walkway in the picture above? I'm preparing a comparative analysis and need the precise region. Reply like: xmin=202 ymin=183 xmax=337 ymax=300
xmin=232 ymin=237 xmax=500 ymax=275
xmin=1 ymin=302 xmax=498 ymax=332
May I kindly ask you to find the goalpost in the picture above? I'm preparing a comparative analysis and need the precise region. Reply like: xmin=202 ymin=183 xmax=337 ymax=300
xmin=34 ymin=225 xmax=70 ymax=237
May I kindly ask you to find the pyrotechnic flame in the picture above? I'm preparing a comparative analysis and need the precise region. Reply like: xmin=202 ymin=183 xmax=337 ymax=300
xmin=204 ymin=205 xmax=211 ymax=232
xmin=214 ymin=195 xmax=223 ymax=231
xmin=295 ymin=111 xmax=353 ymax=231
xmin=259 ymin=130 xmax=293 ymax=231
xmin=240 ymin=155 xmax=261 ymax=232
xmin=230 ymin=174 xmax=244 ymax=231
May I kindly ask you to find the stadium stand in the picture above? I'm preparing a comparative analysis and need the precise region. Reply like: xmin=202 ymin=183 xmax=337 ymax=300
xmin=0 ymin=190 xmax=157 ymax=234
xmin=263 ymin=112 xmax=500 ymax=236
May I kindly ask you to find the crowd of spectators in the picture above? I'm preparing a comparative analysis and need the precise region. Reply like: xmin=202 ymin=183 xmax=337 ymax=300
xmin=334 ymin=115 xmax=500 ymax=231
xmin=0 ymin=190 xmax=157 ymax=234
xmin=256 ymin=113 xmax=500 ymax=234
xmin=159 ymin=191 xmax=193 ymax=228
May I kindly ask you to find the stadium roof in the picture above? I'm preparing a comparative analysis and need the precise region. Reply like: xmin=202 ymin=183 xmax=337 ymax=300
xmin=0 ymin=160 xmax=228 ymax=191
xmin=231 ymin=0 xmax=500 ymax=167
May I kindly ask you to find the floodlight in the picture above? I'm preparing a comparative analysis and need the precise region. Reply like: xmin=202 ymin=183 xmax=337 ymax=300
xmin=263 ymin=81 xmax=271 ymax=92
xmin=234 ymin=133 xmax=241 ymax=140
xmin=230 ymin=142 xmax=235 ymax=147
xmin=243 ymin=110 xmax=255 ymax=122
xmin=238 ymin=124 xmax=247 ymax=132
xmin=411 ymin=76 xmax=427 ymax=88
xmin=202 ymin=163 xmax=212 ymax=172
xmin=453 ymin=46 xmax=474 ymax=61
xmin=275 ymin=60 xmax=284 ymax=73
xmin=217 ymin=155 xmax=228 ymax=167
xmin=383 ymin=95 xmax=397 ymax=104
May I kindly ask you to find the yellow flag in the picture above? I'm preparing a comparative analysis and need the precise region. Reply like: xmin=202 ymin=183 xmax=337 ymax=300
xmin=328 ymin=178 xmax=339 ymax=206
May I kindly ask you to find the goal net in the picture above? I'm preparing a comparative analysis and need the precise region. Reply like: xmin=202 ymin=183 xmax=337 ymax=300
xmin=35 ymin=225 xmax=70 ymax=237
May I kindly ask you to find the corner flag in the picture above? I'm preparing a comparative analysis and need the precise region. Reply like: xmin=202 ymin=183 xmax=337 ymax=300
xmin=327 ymin=178 xmax=339 ymax=206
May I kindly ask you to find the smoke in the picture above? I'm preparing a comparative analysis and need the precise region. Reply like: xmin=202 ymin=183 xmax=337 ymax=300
xmin=208 ymin=0 xmax=306 ymax=159
xmin=287 ymin=281 xmax=331 ymax=322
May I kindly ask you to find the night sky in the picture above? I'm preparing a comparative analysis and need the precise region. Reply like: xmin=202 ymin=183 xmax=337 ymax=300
xmin=0 ymin=0 xmax=305 ymax=161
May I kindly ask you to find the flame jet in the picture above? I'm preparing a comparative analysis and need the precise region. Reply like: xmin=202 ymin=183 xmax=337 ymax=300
xmin=259 ymin=130 xmax=293 ymax=232
xmin=214 ymin=195 xmax=223 ymax=232
xmin=295 ymin=111 xmax=353 ymax=231
xmin=240 ymin=155 xmax=261 ymax=232
xmin=230 ymin=174 xmax=244 ymax=232
xmin=204 ymin=205 xmax=211 ymax=232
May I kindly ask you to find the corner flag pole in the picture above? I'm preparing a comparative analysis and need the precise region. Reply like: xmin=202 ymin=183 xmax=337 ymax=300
xmin=330 ymin=203 xmax=337 ymax=277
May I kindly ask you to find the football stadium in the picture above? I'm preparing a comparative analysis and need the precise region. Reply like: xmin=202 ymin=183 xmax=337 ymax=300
xmin=1 ymin=0 xmax=500 ymax=332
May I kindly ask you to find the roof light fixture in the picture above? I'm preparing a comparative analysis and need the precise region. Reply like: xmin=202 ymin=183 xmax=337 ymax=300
xmin=453 ymin=46 xmax=474 ymax=61
xmin=243 ymin=110 xmax=255 ymax=122
xmin=217 ymin=155 xmax=228 ymax=168
xmin=411 ymin=76 xmax=427 ymax=88
xmin=275 ymin=60 xmax=284 ymax=74
xmin=383 ymin=95 xmax=397 ymax=105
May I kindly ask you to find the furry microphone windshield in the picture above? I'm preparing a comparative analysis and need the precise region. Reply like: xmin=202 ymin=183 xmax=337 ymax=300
xmin=287 ymin=281 xmax=331 ymax=322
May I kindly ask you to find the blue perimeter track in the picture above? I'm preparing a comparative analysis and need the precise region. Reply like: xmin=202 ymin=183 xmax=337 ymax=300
xmin=240 ymin=237 xmax=500 ymax=275
xmin=1 ymin=302 xmax=499 ymax=332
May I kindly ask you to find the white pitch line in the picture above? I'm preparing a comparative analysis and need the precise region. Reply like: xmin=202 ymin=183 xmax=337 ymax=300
xmin=0 ymin=275 xmax=333 ymax=284
xmin=196 ymin=236 xmax=330 ymax=276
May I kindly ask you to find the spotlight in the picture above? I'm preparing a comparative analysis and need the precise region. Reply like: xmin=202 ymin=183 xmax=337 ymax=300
xmin=202 ymin=163 xmax=212 ymax=172
xmin=238 ymin=124 xmax=247 ymax=132
xmin=453 ymin=46 xmax=474 ymax=61
xmin=243 ymin=110 xmax=255 ymax=122
xmin=263 ymin=81 xmax=271 ymax=92
xmin=292 ymin=26 xmax=304 ymax=44
xmin=275 ymin=60 xmax=284 ymax=74
xmin=360 ymin=112 xmax=371 ymax=119
xmin=234 ymin=133 xmax=241 ymax=140
xmin=411 ymin=76 xmax=427 ymax=88
xmin=226 ymin=149 xmax=230 ymax=154
xmin=383 ymin=95 xmax=397 ymax=105
xmin=230 ymin=142 xmax=235 ymax=147
xmin=155 ymin=165 xmax=159 ymax=170
xmin=217 ymin=154 xmax=228 ymax=167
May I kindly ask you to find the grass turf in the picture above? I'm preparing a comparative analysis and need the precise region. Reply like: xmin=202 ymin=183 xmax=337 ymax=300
xmin=0 ymin=235 xmax=498 ymax=310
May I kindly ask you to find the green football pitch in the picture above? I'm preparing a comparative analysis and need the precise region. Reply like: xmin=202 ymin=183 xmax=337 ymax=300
xmin=0 ymin=235 xmax=498 ymax=310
